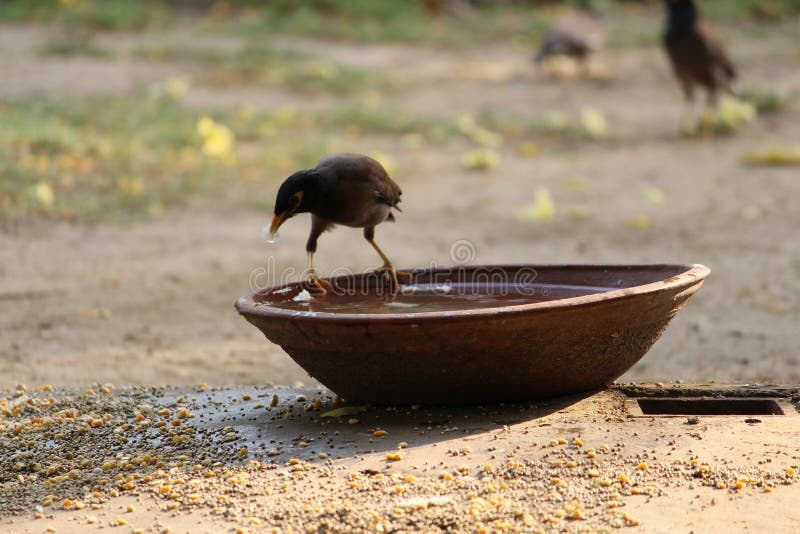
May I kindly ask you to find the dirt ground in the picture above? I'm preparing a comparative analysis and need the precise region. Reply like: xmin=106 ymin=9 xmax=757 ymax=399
xmin=1 ymin=384 xmax=798 ymax=532
xmin=1 ymin=20 xmax=799 ymax=390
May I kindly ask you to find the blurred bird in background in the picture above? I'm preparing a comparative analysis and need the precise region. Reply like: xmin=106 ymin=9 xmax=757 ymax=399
xmin=663 ymin=0 xmax=737 ymax=116
xmin=269 ymin=154 xmax=408 ymax=295
xmin=534 ymin=11 xmax=606 ymax=79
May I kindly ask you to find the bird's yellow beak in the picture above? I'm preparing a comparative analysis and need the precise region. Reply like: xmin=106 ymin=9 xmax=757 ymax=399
xmin=270 ymin=212 xmax=288 ymax=237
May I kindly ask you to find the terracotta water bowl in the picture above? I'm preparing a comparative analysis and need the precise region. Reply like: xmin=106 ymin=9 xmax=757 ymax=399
xmin=236 ymin=264 xmax=709 ymax=405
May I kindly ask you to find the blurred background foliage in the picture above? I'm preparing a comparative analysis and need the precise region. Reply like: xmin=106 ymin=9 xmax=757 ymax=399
xmin=0 ymin=0 xmax=798 ymax=222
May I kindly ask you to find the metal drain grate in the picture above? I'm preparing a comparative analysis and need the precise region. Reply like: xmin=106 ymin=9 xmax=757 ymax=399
xmin=633 ymin=398 xmax=785 ymax=416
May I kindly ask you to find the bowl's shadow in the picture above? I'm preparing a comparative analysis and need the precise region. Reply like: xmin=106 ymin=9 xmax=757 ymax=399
xmin=182 ymin=386 xmax=597 ymax=465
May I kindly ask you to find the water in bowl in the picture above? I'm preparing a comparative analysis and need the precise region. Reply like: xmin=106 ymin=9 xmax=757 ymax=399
xmin=258 ymin=282 xmax=608 ymax=314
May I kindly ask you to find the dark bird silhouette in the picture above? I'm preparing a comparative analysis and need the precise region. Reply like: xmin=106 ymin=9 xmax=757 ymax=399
xmin=663 ymin=0 xmax=737 ymax=107
xmin=269 ymin=154 xmax=408 ymax=294
xmin=534 ymin=13 xmax=606 ymax=72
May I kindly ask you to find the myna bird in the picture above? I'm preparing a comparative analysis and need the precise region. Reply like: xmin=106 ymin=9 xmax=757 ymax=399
xmin=663 ymin=0 xmax=737 ymax=107
xmin=534 ymin=13 xmax=606 ymax=74
xmin=269 ymin=153 xmax=408 ymax=294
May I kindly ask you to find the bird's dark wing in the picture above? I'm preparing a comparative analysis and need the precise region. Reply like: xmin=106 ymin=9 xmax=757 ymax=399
xmin=318 ymin=153 xmax=402 ymax=209
xmin=697 ymin=21 xmax=736 ymax=80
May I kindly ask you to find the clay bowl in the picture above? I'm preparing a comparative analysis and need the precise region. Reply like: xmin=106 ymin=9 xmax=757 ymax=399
xmin=236 ymin=264 xmax=709 ymax=405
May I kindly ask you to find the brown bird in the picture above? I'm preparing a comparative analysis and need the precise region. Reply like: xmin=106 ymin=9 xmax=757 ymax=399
xmin=268 ymin=154 xmax=408 ymax=294
xmin=663 ymin=0 xmax=737 ymax=107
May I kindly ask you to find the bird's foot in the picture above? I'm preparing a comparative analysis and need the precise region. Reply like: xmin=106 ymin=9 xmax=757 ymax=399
xmin=372 ymin=265 xmax=412 ymax=294
xmin=304 ymin=273 xmax=331 ymax=295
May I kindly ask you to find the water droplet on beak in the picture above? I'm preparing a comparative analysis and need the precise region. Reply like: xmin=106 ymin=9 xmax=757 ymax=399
xmin=264 ymin=226 xmax=280 ymax=244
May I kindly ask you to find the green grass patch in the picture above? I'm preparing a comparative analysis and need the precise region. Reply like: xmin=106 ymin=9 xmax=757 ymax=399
xmin=132 ymin=43 xmax=392 ymax=96
xmin=0 ymin=91 xmax=614 ymax=223
xmin=0 ymin=0 xmax=170 ymax=30
xmin=216 ymin=1 xmax=552 ymax=48
xmin=38 ymin=35 xmax=113 ymax=58
xmin=0 ymin=94 xmax=224 ymax=221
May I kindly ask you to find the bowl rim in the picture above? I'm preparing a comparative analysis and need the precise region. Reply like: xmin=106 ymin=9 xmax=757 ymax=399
xmin=235 ymin=263 xmax=710 ymax=323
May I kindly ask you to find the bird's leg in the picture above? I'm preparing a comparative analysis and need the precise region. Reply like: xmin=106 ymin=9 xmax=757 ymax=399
xmin=368 ymin=239 xmax=412 ymax=292
xmin=680 ymin=85 xmax=697 ymax=133
xmin=304 ymin=218 xmax=330 ymax=294
xmin=363 ymin=226 xmax=411 ymax=293
xmin=578 ymin=55 xmax=591 ymax=79
xmin=305 ymin=251 xmax=330 ymax=294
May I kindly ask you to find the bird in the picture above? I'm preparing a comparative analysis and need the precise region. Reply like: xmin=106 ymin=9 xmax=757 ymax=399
xmin=268 ymin=153 xmax=408 ymax=294
xmin=534 ymin=12 xmax=606 ymax=76
xmin=663 ymin=0 xmax=737 ymax=109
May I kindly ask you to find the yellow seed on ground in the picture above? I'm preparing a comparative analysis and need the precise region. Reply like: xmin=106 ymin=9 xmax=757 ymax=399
xmin=764 ymin=487 xmax=774 ymax=493
xmin=126 ymin=504 xmax=136 ymax=513
xmin=61 ymin=499 xmax=74 ymax=508
xmin=117 ymin=518 xmax=128 ymax=526
xmin=439 ymin=471 xmax=454 ymax=481
xmin=386 ymin=452 xmax=404 ymax=461
xmin=242 ymin=394 xmax=251 ymax=401
xmin=735 ymin=480 xmax=745 ymax=490
xmin=34 ymin=512 xmax=44 ymax=519
xmin=637 ymin=462 xmax=648 ymax=471
xmin=159 ymin=485 xmax=171 ymax=494
xmin=398 ymin=442 xmax=409 ymax=449
xmin=566 ymin=461 xmax=577 ymax=468
xmin=787 ymin=467 xmax=796 ymax=476
xmin=348 ymin=418 xmax=359 ymax=425
xmin=288 ymin=458 xmax=300 ymax=465
xmin=557 ymin=438 xmax=567 ymax=445
xmin=588 ymin=469 xmax=600 ymax=478
xmin=618 ymin=474 xmax=629 ymax=484
xmin=158 ymin=408 xmax=170 ymax=417
xmin=623 ymin=513 xmax=640 ymax=526
xmin=716 ymin=481 xmax=728 ymax=489
xmin=318 ymin=452 xmax=328 ymax=459
xmin=373 ymin=430 xmax=387 ymax=437
xmin=574 ymin=438 xmax=584 ymax=447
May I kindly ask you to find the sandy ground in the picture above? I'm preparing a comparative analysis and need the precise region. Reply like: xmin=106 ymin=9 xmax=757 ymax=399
xmin=1 ymin=384 xmax=798 ymax=532
xmin=1 ymin=20 xmax=799 ymax=392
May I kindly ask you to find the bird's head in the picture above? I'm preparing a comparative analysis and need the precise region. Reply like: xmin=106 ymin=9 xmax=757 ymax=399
xmin=269 ymin=169 xmax=317 ymax=237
